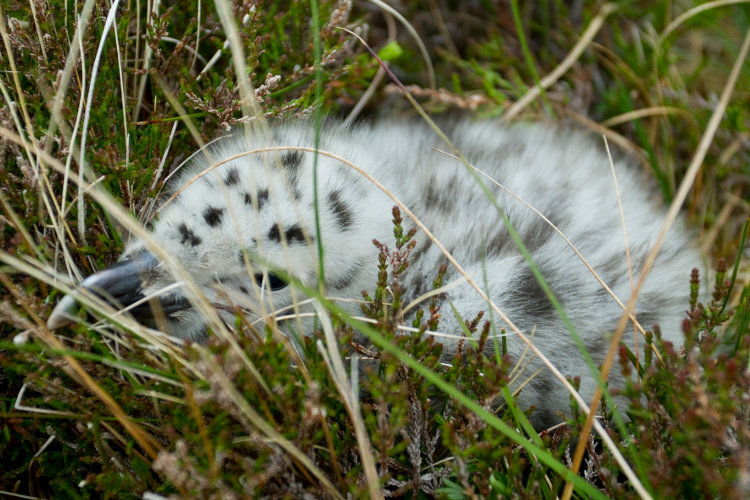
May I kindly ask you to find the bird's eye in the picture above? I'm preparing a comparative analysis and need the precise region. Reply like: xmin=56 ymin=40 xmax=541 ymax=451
xmin=254 ymin=273 xmax=288 ymax=291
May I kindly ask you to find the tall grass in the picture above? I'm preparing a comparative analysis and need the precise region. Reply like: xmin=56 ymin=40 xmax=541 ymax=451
xmin=1 ymin=0 xmax=749 ymax=498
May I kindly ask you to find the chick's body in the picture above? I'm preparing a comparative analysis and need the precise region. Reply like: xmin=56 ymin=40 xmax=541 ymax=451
xmin=50 ymin=119 xmax=699 ymax=426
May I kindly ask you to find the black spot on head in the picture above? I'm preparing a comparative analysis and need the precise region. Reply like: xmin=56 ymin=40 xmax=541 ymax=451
xmin=202 ymin=206 xmax=225 ymax=227
xmin=281 ymin=151 xmax=303 ymax=172
xmin=258 ymin=188 xmax=269 ymax=206
xmin=267 ymin=223 xmax=309 ymax=244
xmin=224 ymin=167 xmax=240 ymax=186
xmin=285 ymin=224 xmax=307 ymax=244
xmin=178 ymin=223 xmax=202 ymax=247
xmin=327 ymin=190 xmax=354 ymax=229
xmin=239 ymin=285 xmax=248 ymax=294
xmin=268 ymin=224 xmax=281 ymax=242
xmin=243 ymin=188 xmax=270 ymax=211
xmin=279 ymin=152 xmax=302 ymax=199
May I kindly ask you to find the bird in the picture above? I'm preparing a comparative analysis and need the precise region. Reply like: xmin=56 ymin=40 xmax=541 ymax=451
xmin=47 ymin=118 xmax=700 ymax=426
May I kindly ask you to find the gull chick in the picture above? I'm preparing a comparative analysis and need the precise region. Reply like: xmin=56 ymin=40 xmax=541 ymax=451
xmin=48 ymin=119 xmax=699 ymax=425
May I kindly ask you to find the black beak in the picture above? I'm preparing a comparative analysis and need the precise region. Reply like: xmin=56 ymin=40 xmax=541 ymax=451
xmin=47 ymin=251 xmax=190 ymax=329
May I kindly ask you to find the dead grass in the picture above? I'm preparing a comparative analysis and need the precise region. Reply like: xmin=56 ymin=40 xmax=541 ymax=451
xmin=1 ymin=0 xmax=749 ymax=498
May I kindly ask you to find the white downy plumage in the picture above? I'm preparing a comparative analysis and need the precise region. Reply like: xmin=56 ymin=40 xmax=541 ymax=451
xmin=49 ymin=119 xmax=700 ymax=426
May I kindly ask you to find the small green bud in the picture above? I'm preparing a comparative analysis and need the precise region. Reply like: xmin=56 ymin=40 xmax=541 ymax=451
xmin=378 ymin=41 xmax=404 ymax=61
